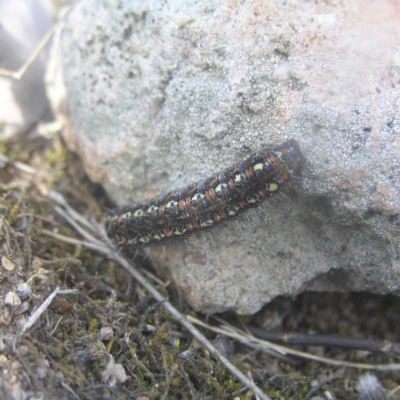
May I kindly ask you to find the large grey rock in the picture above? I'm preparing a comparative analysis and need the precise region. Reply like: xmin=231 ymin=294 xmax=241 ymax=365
xmin=56 ymin=0 xmax=400 ymax=314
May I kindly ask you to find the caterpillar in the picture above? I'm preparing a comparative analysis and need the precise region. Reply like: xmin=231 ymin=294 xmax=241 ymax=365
xmin=106 ymin=139 xmax=304 ymax=247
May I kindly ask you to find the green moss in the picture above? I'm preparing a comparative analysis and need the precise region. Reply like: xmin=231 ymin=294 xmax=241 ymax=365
xmin=57 ymin=363 xmax=86 ymax=386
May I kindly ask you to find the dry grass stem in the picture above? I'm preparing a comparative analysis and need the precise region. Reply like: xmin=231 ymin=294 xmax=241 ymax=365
xmin=20 ymin=287 xmax=80 ymax=333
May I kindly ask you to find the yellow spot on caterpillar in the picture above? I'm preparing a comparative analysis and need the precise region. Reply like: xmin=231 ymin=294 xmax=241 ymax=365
xmin=253 ymin=163 xmax=263 ymax=171
xmin=228 ymin=210 xmax=237 ymax=216
xmin=268 ymin=183 xmax=279 ymax=192
xmin=122 ymin=212 xmax=131 ymax=219
xmin=192 ymin=193 xmax=205 ymax=202
xmin=166 ymin=201 xmax=177 ymax=209
xmin=215 ymin=183 xmax=226 ymax=193
xmin=134 ymin=209 xmax=144 ymax=217
xmin=173 ymin=228 xmax=187 ymax=235
xmin=234 ymin=174 xmax=242 ymax=182
xmin=139 ymin=237 xmax=150 ymax=243
xmin=248 ymin=198 xmax=257 ymax=203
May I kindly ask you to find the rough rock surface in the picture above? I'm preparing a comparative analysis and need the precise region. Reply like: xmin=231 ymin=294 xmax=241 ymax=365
xmin=56 ymin=0 xmax=400 ymax=314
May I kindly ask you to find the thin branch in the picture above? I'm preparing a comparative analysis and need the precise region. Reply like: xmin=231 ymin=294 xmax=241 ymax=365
xmin=20 ymin=287 xmax=79 ymax=334
xmin=47 ymin=190 xmax=99 ymax=234
xmin=40 ymin=229 xmax=106 ymax=253
xmin=0 ymin=5 xmax=76 ymax=80
xmin=0 ymin=153 xmax=37 ymax=174
xmin=188 ymin=316 xmax=400 ymax=372
xmin=0 ymin=24 xmax=58 ymax=80
xmin=109 ymin=251 xmax=269 ymax=399
xmin=21 ymin=286 xmax=59 ymax=333
xmin=53 ymin=206 xmax=101 ymax=244
xmin=247 ymin=326 xmax=400 ymax=355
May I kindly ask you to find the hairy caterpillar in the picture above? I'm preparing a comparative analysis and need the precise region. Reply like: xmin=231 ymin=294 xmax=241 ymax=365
xmin=106 ymin=139 xmax=304 ymax=247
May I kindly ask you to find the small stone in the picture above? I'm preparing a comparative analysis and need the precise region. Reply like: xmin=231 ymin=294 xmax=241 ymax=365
xmin=4 ymin=292 xmax=21 ymax=307
xmin=99 ymin=327 xmax=114 ymax=341
xmin=2 ymin=256 xmax=15 ymax=271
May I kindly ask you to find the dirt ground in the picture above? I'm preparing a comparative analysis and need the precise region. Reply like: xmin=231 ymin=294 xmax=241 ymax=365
xmin=0 ymin=124 xmax=399 ymax=400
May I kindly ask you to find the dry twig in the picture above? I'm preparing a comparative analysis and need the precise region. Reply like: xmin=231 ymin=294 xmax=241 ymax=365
xmin=20 ymin=286 xmax=79 ymax=333
xmin=0 ymin=24 xmax=58 ymax=80
xmin=188 ymin=315 xmax=400 ymax=372
xmin=247 ymin=326 xmax=400 ymax=355
xmin=0 ymin=6 xmax=76 ymax=80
